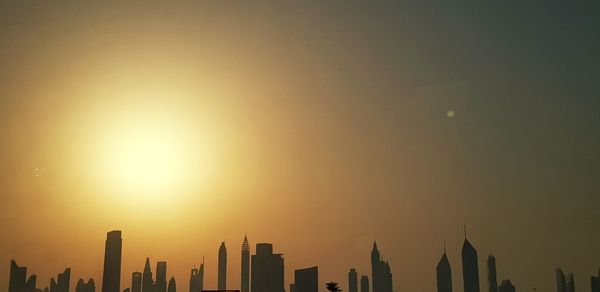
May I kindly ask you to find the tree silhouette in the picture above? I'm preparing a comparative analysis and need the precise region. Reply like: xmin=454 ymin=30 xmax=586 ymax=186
xmin=326 ymin=282 xmax=342 ymax=292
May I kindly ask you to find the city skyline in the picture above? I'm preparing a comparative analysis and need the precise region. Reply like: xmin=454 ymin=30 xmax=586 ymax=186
xmin=6 ymin=230 xmax=600 ymax=292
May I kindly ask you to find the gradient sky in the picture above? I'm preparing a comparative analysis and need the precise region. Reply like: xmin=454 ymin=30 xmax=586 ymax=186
xmin=1 ymin=2 xmax=599 ymax=292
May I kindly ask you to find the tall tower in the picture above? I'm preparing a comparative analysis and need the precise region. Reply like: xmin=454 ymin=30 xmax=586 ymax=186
xmin=167 ymin=278 xmax=176 ymax=292
xmin=189 ymin=259 xmax=204 ymax=292
xmin=102 ymin=230 xmax=122 ymax=292
xmin=132 ymin=272 xmax=142 ymax=292
xmin=436 ymin=247 xmax=452 ymax=292
xmin=143 ymin=258 xmax=154 ymax=292
xmin=251 ymin=243 xmax=285 ymax=292
xmin=556 ymin=269 xmax=567 ymax=292
xmin=360 ymin=276 xmax=369 ymax=292
xmin=242 ymin=236 xmax=250 ymax=292
xmin=591 ymin=269 xmax=600 ymax=292
xmin=9 ymin=260 xmax=28 ymax=292
xmin=487 ymin=255 xmax=497 ymax=292
xmin=349 ymin=269 xmax=358 ymax=292
xmin=218 ymin=242 xmax=227 ymax=290
xmin=294 ymin=267 xmax=318 ymax=292
xmin=462 ymin=231 xmax=480 ymax=292
xmin=565 ymin=273 xmax=575 ymax=292
xmin=156 ymin=262 xmax=167 ymax=292
xmin=370 ymin=242 xmax=393 ymax=292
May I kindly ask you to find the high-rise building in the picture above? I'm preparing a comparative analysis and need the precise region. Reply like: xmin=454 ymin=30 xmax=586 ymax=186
xmin=498 ymin=280 xmax=515 ymax=292
xmin=143 ymin=258 xmax=154 ymax=292
xmin=132 ymin=273 xmax=142 ymax=292
xmin=102 ymin=231 xmax=122 ymax=292
xmin=189 ymin=260 xmax=204 ymax=292
xmin=557 ymin=269 xmax=567 ymax=292
xmin=592 ymin=270 xmax=600 ymax=292
xmin=360 ymin=276 xmax=369 ymax=292
xmin=566 ymin=273 xmax=575 ymax=292
xmin=370 ymin=242 xmax=393 ymax=292
xmin=242 ymin=236 xmax=250 ymax=292
xmin=462 ymin=234 xmax=480 ymax=292
xmin=9 ymin=260 xmax=28 ymax=292
xmin=51 ymin=268 xmax=71 ymax=292
xmin=348 ymin=269 xmax=358 ymax=292
xmin=76 ymin=279 xmax=96 ymax=292
xmin=591 ymin=270 xmax=600 ymax=292
xmin=218 ymin=242 xmax=227 ymax=290
xmin=294 ymin=267 xmax=318 ymax=292
xmin=436 ymin=249 xmax=452 ymax=292
xmin=487 ymin=255 xmax=498 ymax=292
xmin=167 ymin=278 xmax=176 ymax=292
xmin=156 ymin=262 xmax=167 ymax=292
xmin=251 ymin=243 xmax=284 ymax=292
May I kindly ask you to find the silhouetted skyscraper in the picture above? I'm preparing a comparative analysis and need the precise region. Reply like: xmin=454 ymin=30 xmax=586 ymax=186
xmin=462 ymin=234 xmax=480 ymax=292
xmin=219 ymin=242 xmax=227 ymax=290
xmin=360 ymin=276 xmax=369 ymax=292
xmin=51 ymin=268 xmax=71 ymax=292
xmin=371 ymin=242 xmax=393 ymax=292
xmin=294 ymin=267 xmax=318 ymax=292
xmin=349 ymin=269 xmax=358 ymax=292
xmin=498 ymin=280 xmax=515 ymax=292
xmin=102 ymin=231 xmax=122 ymax=292
xmin=436 ymin=249 xmax=452 ymax=292
xmin=156 ymin=262 xmax=167 ymax=292
xmin=557 ymin=269 xmax=567 ymax=292
xmin=591 ymin=270 xmax=600 ymax=292
xmin=9 ymin=260 xmax=28 ymax=292
xmin=487 ymin=255 xmax=497 ymax=292
xmin=242 ymin=236 xmax=250 ymax=292
xmin=189 ymin=260 xmax=204 ymax=292
xmin=251 ymin=243 xmax=284 ymax=292
xmin=143 ymin=258 xmax=154 ymax=292
xmin=77 ymin=279 xmax=96 ymax=292
xmin=167 ymin=278 xmax=176 ymax=292
xmin=290 ymin=284 xmax=295 ymax=292
xmin=566 ymin=273 xmax=575 ymax=292
xmin=132 ymin=273 xmax=142 ymax=292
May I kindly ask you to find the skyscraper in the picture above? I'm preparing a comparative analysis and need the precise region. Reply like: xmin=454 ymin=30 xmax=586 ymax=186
xmin=462 ymin=234 xmax=480 ymax=292
xmin=360 ymin=276 xmax=369 ymax=292
xmin=156 ymin=262 xmax=167 ymax=292
xmin=498 ymin=280 xmax=515 ymax=292
xmin=132 ymin=273 xmax=142 ymax=292
xmin=218 ymin=242 xmax=227 ymax=290
xmin=370 ymin=242 xmax=393 ymax=292
xmin=242 ymin=236 xmax=250 ymax=292
xmin=436 ymin=249 xmax=452 ymax=292
xmin=51 ymin=268 xmax=71 ymax=292
xmin=9 ymin=260 xmax=28 ymax=292
xmin=76 ymin=279 xmax=96 ymax=292
xmin=591 ymin=270 xmax=600 ymax=292
xmin=251 ymin=243 xmax=284 ymax=292
xmin=349 ymin=269 xmax=358 ymax=292
xmin=167 ymin=278 xmax=176 ymax=292
xmin=189 ymin=260 xmax=204 ymax=292
xmin=566 ymin=273 xmax=575 ymax=292
xmin=143 ymin=258 xmax=154 ymax=292
xmin=557 ymin=269 xmax=567 ymax=292
xmin=487 ymin=255 xmax=498 ymax=292
xmin=102 ymin=231 xmax=122 ymax=292
xmin=294 ymin=267 xmax=318 ymax=292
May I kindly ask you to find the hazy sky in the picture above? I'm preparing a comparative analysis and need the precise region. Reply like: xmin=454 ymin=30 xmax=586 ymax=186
xmin=1 ymin=2 xmax=599 ymax=292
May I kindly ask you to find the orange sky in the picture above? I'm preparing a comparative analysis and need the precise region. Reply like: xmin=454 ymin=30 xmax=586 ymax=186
xmin=1 ymin=2 xmax=599 ymax=292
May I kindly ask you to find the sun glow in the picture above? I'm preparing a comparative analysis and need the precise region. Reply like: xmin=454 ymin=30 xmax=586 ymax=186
xmin=87 ymin=99 xmax=217 ymax=206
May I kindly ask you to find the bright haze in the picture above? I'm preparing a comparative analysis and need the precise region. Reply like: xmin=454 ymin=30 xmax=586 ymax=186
xmin=1 ymin=2 xmax=599 ymax=292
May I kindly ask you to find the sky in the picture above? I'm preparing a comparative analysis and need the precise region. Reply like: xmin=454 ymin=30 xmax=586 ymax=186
xmin=1 ymin=1 xmax=599 ymax=292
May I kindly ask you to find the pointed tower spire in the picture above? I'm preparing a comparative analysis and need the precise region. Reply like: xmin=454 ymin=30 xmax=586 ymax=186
xmin=443 ymin=240 xmax=447 ymax=253
xmin=464 ymin=225 xmax=467 ymax=239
